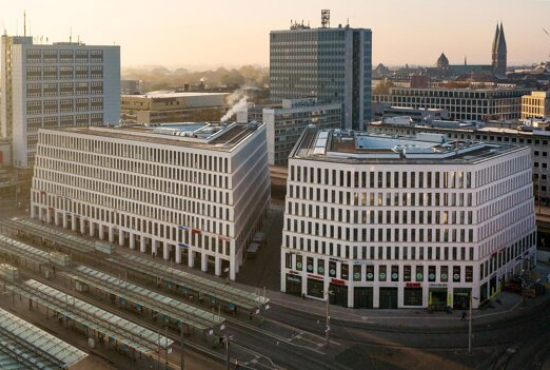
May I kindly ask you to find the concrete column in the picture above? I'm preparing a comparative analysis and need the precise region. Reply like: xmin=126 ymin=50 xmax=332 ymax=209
xmin=31 ymin=205 xmax=36 ymax=218
xmin=89 ymin=222 xmax=95 ymax=237
xmin=229 ymin=261 xmax=236 ymax=281
xmin=71 ymin=214 xmax=77 ymax=231
xmin=140 ymin=236 xmax=146 ymax=253
xmin=54 ymin=211 xmax=59 ymax=226
xmin=129 ymin=234 xmax=135 ymax=250
xmin=188 ymin=250 xmax=195 ymax=268
xmin=99 ymin=224 xmax=105 ymax=240
xmin=215 ymin=257 xmax=221 ymax=276
xmin=152 ymin=240 xmax=157 ymax=256
xmin=119 ymin=230 xmax=124 ymax=247
xmin=80 ymin=219 xmax=86 ymax=234
xmin=175 ymin=245 xmax=181 ymax=264
xmin=201 ymin=253 xmax=208 ymax=272
xmin=108 ymin=227 xmax=114 ymax=243
xmin=163 ymin=242 xmax=169 ymax=260
xmin=62 ymin=213 xmax=68 ymax=229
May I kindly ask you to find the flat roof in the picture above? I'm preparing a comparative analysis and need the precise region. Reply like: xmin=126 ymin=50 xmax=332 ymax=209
xmin=122 ymin=92 xmax=229 ymax=99
xmin=66 ymin=265 xmax=224 ymax=331
xmin=0 ymin=306 xmax=88 ymax=369
xmin=6 ymin=280 xmax=173 ymax=353
xmin=42 ymin=121 xmax=262 ymax=152
xmin=291 ymin=128 xmax=524 ymax=164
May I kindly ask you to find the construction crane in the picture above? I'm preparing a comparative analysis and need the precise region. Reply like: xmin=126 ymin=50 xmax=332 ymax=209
xmin=543 ymin=28 xmax=550 ymax=58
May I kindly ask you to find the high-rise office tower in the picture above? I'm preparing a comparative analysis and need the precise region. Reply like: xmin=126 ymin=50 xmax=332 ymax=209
xmin=270 ymin=11 xmax=372 ymax=130
xmin=1 ymin=33 xmax=120 ymax=168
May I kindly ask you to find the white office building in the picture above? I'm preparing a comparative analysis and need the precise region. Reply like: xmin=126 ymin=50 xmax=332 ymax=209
xmin=240 ymin=98 xmax=342 ymax=166
xmin=281 ymin=128 xmax=536 ymax=309
xmin=31 ymin=122 xmax=270 ymax=280
xmin=1 ymin=35 xmax=120 ymax=168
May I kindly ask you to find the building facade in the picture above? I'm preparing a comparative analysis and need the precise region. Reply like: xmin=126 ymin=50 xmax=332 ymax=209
xmin=281 ymin=128 xmax=536 ymax=309
xmin=31 ymin=122 xmax=270 ymax=280
xmin=521 ymin=91 xmax=550 ymax=119
xmin=270 ymin=23 xmax=372 ymax=130
xmin=385 ymin=87 xmax=530 ymax=121
xmin=263 ymin=98 xmax=342 ymax=165
xmin=372 ymin=103 xmax=449 ymax=123
xmin=1 ymin=35 xmax=120 ymax=169
xmin=121 ymin=92 xmax=228 ymax=124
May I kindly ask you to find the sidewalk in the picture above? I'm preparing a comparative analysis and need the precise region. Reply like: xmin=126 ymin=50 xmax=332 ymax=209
xmin=265 ymin=264 xmax=550 ymax=331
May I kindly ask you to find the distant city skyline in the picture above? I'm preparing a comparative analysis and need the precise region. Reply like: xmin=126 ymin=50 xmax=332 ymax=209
xmin=2 ymin=0 xmax=550 ymax=69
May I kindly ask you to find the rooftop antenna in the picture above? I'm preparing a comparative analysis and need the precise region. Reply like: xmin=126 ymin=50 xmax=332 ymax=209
xmin=321 ymin=9 xmax=330 ymax=28
xmin=23 ymin=11 xmax=26 ymax=37
xmin=346 ymin=18 xmax=349 ymax=27
xmin=69 ymin=26 xmax=72 ymax=42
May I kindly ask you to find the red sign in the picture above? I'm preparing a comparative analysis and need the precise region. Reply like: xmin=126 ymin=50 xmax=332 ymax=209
xmin=406 ymin=282 xmax=421 ymax=288
xmin=289 ymin=270 xmax=299 ymax=275
xmin=330 ymin=278 xmax=345 ymax=286
xmin=308 ymin=274 xmax=323 ymax=280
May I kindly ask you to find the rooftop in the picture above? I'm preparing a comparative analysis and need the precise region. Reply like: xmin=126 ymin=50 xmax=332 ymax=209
xmin=122 ymin=91 xmax=229 ymax=99
xmin=43 ymin=121 xmax=262 ymax=152
xmin=291 ymin=128 xmax=523 ymax=164
xmin=0 ymin=306 xmax=88 ymax=369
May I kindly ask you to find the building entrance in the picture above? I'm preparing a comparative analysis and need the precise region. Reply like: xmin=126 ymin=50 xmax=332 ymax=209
xmin=354 ymin=287 xmax=373 ymax=309
xmin=329 ymin=284 xmax=348 ymax=307
xmin=379 ymin=288 xmax=398 ymax=309
xmin=285 ymin=274 xmax=302 ymax=297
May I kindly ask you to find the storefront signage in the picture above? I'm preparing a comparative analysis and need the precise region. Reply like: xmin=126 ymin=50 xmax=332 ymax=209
xmin=353 ymin=260 xmax=374 ymax=266
xmin=288 ymin=270 xmax=299 ymax=275
xmin=286 ymin=274 xmax=301 ymax=283
xmin=406 ymin=282 xmax=421 ymax=288
xmin=429 ymin=283 xmax=447 ymax=288
xmin=308 ymin=274 xmax=324 ymax=280
xmin=331 ymin=278 xmax=346 ymax=286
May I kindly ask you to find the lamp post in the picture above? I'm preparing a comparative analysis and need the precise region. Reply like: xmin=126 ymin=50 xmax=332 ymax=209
xmin=325 ymin=290 xmax=334 ymax=348
xmin=468 ymin=292 xmax=478 ymax=354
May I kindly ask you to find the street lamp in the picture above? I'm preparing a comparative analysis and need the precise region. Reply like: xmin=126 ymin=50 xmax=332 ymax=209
xmin=468 ymin=293 xmax=478 ymax=354
xmin=325 ymin=290 xmax=334 ymax=348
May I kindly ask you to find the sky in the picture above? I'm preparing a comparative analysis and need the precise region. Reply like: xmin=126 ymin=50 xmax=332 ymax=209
xmin=2 ymin=0 xmax=550 ymax=69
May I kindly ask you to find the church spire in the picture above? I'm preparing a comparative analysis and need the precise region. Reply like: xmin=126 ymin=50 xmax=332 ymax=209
xmin=492 ymin=23 xmax=507 ymax=75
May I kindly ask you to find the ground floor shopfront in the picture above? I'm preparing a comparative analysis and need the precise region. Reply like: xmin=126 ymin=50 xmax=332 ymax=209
xmin=282 ymin=259 xmax=533 ymax=309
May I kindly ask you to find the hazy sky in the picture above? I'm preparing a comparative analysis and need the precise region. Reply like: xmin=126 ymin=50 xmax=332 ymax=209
xmin=3 ymin=0 xmax=550 ymax=69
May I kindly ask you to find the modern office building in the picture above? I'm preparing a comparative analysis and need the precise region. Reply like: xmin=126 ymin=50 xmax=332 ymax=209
xmin=382 ymin=87 xmax=530 ymax=121
xmin=121 ymin=79 xmax=142 ymax=95
xmin=263 ymin=98 xmax=342 ymax=165
xmin=369 ymin=120 xmax=550 ymax=205
xmin=1 ymin=35 xmax=120 ymax=169
xmin=270 ymin=15 xmax=372 ymax=130
xmin=281 ymin=128 xmax=535 ymax=309
xmin=31 ymin=121 xmax=270 ymax=280
xmin=521 ymin=91 xmax=550 ymax=119
xmin=372 ymin=103 xmax=449 ymax=123
xmin=121 ymin=92 xmax=228 ymax=124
